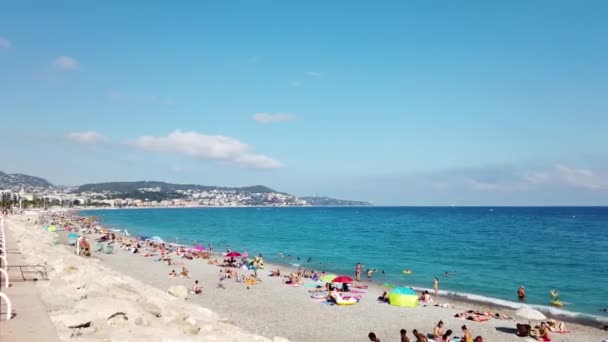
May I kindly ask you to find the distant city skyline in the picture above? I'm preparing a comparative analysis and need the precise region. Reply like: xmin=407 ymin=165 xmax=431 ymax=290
xmin=1 ymin=1 xmax=607 ymax=205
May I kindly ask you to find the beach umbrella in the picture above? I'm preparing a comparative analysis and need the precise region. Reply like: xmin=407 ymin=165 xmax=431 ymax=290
xmin=47 ymin=226 xmax=57 ymax=232
xmin=193 ymin=245 xmax=205 ymax=251
xmin=331 ymin=275 xmax=354 ymax=283
xmin=515 ymin=307 xmax=546 ymax=321
xmin=320 ymin=274 xmax=338 ymax=283
xmin=226 ymin=252 xmax=241 ymax=257
xmin=388 ymin=287 xmax=419 ymax=308
xmin=68 ymin=233 xmax=79 ymax=238
xmin=242 ymin=251 xmax=249 ymax=258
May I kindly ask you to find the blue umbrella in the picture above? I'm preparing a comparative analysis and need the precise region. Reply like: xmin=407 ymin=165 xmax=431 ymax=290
xmin=68 ymin=233 xmax=79 ymax=238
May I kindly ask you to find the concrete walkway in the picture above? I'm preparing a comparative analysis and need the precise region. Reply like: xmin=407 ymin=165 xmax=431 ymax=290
xmin=0 ymin=218 xmax=61 ymax=342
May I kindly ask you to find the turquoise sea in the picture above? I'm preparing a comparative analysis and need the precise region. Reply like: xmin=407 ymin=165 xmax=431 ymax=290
xmin=81 ymin=206 xmax=608 ymax=322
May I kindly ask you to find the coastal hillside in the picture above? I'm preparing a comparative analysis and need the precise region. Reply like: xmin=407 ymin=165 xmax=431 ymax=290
xmin=77 ymin=181 xmax=277 ymax=194
xmin=299 ymin=196 xmax=372 ymax=206
xmin=0 ymin=170 xmax=55 ymax=191
xmin=0 ymin=171 xmax=371 ymax=207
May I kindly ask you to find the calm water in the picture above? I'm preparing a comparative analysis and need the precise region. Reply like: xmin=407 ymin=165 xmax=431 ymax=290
xmin=82 ymin=206 xmax=608 ymax=320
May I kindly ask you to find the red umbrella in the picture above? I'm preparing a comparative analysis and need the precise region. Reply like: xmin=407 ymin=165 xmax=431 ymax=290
xmin=332 ymin=275 xmax=354 ymax=283
xmin=226 ymin=252 xmax=241 ymax=257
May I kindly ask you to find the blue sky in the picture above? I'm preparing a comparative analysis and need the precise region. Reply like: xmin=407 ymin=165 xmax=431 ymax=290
xmin=1 ymin=1 xmax=607 ymax=205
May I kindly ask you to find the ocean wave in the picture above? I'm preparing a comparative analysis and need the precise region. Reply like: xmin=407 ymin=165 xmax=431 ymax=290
xmin=430 ymin=288 xmax=607 ymax=324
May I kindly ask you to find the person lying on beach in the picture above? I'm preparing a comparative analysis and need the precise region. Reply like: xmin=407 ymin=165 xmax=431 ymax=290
xmin=493 ymin=312 xmax=511 ymax=320
xmin=181 ymin=267 xmax=190 ymax=278
xmin=207 ymin=259 xmax=219 ymax=265
xmin=378 ymin=291 xmax=389 ymax=302
xmin=547 ymin=319 xmax=567 ymax=333
xmin=169 ymin=270 xmax=178 ymax=277
xmin=191 ymin=280 xmax=202 ymax=294
xmin=269 ymin=269 xmax=281 ymax=277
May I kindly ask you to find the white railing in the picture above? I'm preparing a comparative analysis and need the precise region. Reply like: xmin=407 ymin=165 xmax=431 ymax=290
xmin=0 ymin=268 xmax=8 ymax=288
xmin=0 ymin=292 xmax=12 ymax=320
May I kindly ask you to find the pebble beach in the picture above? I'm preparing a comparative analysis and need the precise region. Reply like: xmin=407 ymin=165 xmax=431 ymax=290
xmin=3 ymin=211 xmax=607 ymax=341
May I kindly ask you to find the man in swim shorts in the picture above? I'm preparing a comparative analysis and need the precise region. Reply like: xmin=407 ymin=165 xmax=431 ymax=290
xmin=518 ymin=286 xmax=526 ymax=302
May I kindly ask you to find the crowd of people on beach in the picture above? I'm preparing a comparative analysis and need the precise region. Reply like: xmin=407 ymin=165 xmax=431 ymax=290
xmin=368 ymin=323 xmax=477 ymax=342
xmin=33 ymin=211 xmax=607 ymax=342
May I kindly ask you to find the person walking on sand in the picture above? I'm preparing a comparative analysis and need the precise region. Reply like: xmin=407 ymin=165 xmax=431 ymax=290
xmin=518 ymin=285 xmax=526 ymax=302
xmin=355 ymin=262 xmax=364 ymax=282
xmin=400 ymin=329 xmax=410 ymax=342
xmin=368 ymin=332 xmax=381 ymax=342
xmin=434 ymin=277 xmax=440 ymax=297
xmin=366 ymin=268 xmax=375 ymax=282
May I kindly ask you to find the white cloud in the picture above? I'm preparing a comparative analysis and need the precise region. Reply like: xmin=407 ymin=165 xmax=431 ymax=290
xmin=52 ymin=56 xmax=79 ymax=70
xmin=306 ymin=71 xmax=322 ymax=77
xmin=290 ymin=80 xmax=301 ymax=87
xmin=555 ymin=164 xmax=605 ymax=189
xmin=65 ymin=131 xmax=108 ymax=144
xmin=0 ymin=37 xmax=12 ymax=49
xmin=523 ymin=172 xmax=551 ymax=184
xmin=252 ymin=113 xmax=296 ymax=124
xmin=134 ymin=130 xmax=283 ymax=169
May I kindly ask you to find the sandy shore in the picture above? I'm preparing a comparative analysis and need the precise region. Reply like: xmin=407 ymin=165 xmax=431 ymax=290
xmin=4 ymin=214 xmax=288 ymax=342
xmin=7 ymin=212 xmax=608 ymax=342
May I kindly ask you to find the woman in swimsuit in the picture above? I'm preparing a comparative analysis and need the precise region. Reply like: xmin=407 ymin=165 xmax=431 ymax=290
xmin=461 ymin=325 xmax=473 ymax=342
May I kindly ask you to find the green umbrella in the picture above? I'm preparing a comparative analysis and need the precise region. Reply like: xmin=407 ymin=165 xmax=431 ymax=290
xmin=319 ymin=274 xmax=337 ymax=283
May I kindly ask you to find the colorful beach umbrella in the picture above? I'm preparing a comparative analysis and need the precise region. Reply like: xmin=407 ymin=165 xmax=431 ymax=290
xmin=226 ymin=252 xmax=241 ymax=257
xmin=193 ymin=245 xmax=205 ymax=251
xmin=319 ymin=274 xmax=337 ymax=283
xmin=241 ymin=252 xmax=249 ymax=258
xmin=332 ymin=275 xmax=354 ymax=283
xmin=47 ymin=225 xmax=57 ymax=232
xmin=388 ymin=287 xmax=419 ymax=308
xmin=68 ymin=233 xmax=79 ymax=238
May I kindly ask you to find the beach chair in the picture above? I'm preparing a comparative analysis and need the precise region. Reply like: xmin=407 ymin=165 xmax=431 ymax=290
xmin=94 ymin=243 xmax=104 ymax=252
xmin=104 ymin=244 xmax=114 ymax=254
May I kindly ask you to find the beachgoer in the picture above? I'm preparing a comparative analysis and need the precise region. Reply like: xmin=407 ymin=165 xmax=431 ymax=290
xmin=278 ymin=251 xmax=283 ymax=258
xmin=412 ymin=329 xmax=428 ymax=342
xmin=191 ymin=280 xmax=202 ymax=294
xmin=366 ymin=268 xmax=375 ymax=282
xmin=537 ymin=322 xmax=551 ymax=341
xmin=181 ymin=266 xmax=190 ymax=278
xmin=434 ymin=277 xmax=439 ymax=297
xmin=169 ymin=270 xmax=178 ymax=277
xmin=217 ymin=270 xmax=226 ymax=289
xmin=400 ymin=329 xmax=410 ymax=342
xmin=378 ymin=291 xmax=389 ymax=302
xmin=462 ymin=325 xmax=473 ymax=342
xmin=441 ymin=330 xmax=453 ymax=342
xmin=368 ymin=332 xmax=381 ymax=342
xmin=355 ymin=262 xmax=364 ymax=282
xmin=518 ymin=286 xmax=526 ymax=302
xmin=547 ymin=319 xmax=566 ymax=333
xmin=433 ymin=320 xmax=444 ymax=339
